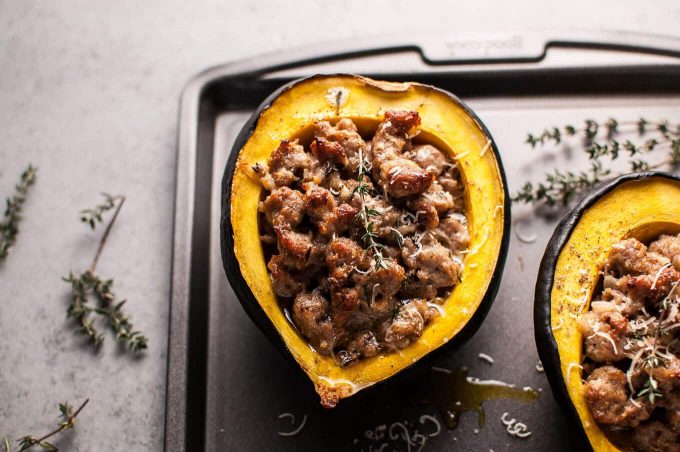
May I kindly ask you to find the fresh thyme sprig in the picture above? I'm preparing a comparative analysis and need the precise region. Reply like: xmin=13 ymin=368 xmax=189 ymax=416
xmin=64 ymin=194 xmax=148 ymax=353
xmin=634 ymin=282 xmax=679 ymax=404
xmin=0 ymin=164 xmax=37 ymax=260
xmin=353 ymin=150 xmax=389 ymax=270
xmin=513 ymin=161 xmax=611 ymax=207
xmin=525 ymin=118 xmax=680 ymax=148
xmin=3 ymin=399 xmax=89 ymax=451
xmin=516 ymin=118 xmax=680 ymax=206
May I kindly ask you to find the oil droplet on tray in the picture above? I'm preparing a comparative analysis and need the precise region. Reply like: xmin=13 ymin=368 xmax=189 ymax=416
xmin=424 ymin=367 xmax=539 ymax=429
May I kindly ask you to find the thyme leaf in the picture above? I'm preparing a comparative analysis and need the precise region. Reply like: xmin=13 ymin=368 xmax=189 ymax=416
xmin=79 ymin=193 xmax=120 ymax=230
xmin=636 ymin=376 xmax=663 ymax=405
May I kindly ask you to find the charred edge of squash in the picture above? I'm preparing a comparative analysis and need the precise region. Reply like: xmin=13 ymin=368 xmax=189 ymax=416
xmin=534 ymin=171 xmax=680 ymax=452
xmin=220 ymin=74 xmax=511 ymax=402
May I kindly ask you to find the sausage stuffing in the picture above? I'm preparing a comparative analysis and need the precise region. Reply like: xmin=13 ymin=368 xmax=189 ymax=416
xmin=256 ymin=111 xmax=469 ymax=366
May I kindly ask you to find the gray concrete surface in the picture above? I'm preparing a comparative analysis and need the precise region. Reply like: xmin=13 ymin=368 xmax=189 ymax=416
xmin=1 ymin=1 xmax=679 ymax=450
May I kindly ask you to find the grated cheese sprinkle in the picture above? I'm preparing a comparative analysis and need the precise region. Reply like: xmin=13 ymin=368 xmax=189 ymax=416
xmin=651 ymin=262 xmax=672 ymax=291
xmin=565 ymin=363 xmax=583 ymax=386
xmin=478 ymin=353 xmax=495 ymax=364
xmin=479 ymin=139 xmax=492 ymax=157
xmin=587 ymin=331 xmax=619 ymax=355
xmin=277 ymin=413 xmax=308 ymax=437
xmin=427 ymin=302 xmax=446 ymax=317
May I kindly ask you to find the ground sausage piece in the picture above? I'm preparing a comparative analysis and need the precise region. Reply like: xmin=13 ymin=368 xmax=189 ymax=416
xmin=668 ymin=409 xmax=680 ymax=432
xmin=346 ymin=331 xmax=380 ymax=359
xmin=584 ymin=366 xmax=651 ymax=427
xmin=260 ymin=139 xmax=321 ymax=190
xmin=649 ymin=233 xmax=680 ymax=271
xmin=606 ymin=238 xmax=650 ymax=275
xmin=293 ymin=289 xmax=335 ymax=355
xmin=384 ymin=299 xmax=428 ymax=349
xmin=433 ymin=215 xmax=470 ymax=254
xmin=330 ymin=287 xmax=362 ymax=331
xmin=331 ymin=287 xmax=361 ymax=313
xmin=406 ymin=196 xmax=439 ymax=229
xmin=314 ymin=119 xmax=366 ymax=174
xmin=354 ymin=260 xmax=406 ymax=317
xmin=357 ymin=194 xmax=417 ymax=239
xmin=438 ymin=167 xmax=465 ymax=199
xmin=630 ymin=420 xmax=680 ymax=452
xmin=601 ymin=287 xmax=645 ymax=317
xmin=578 ymin=308 xmax=628 ymax=363
xmin=421 ymin=181 xmax=456 ymax=214
xmin=274 ymin=227 xmax=313 ymax=270
xmin=603 ymin=237 xmax=680 ymax=304
xmin=406 ymin=144 xmax=450 ymax=176
xmin=310 ymin=137 xmax=349 ymax=167
xmin=325 ymin=238 xmax=369 ymax=286
xmin=620 ymin=272 xmax=679 ymax=306
xmin=260 ymin=186 xmax=305 ymax=229
xmin=334 ymin=203 xmax=359 ymax=235
xmin=267 ymin=255 xmax=304 ymax=297
xmin=606 ymin=239 xmax=679 ymax=301
xmin=406 ymin=181 xmax=456 ymax=229
xmin=402 ymin=237 xmax=461 ymax=289
xmin=653 ymin=356 xmax=680 ymax=412
xmin=325 ymin=171 xmax=360 ymax=203
xmin=304 ymin=185 xmax=338 ymax=236
xmin=401 ymin=279 xmax=438 ymax=300
xmin=371 ymin=110 xmax=434 ymax=198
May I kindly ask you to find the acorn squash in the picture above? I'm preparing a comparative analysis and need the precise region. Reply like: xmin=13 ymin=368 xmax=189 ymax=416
xmin=221 ymin=74 xmax=509 ymax=407
xmin=535 ymin=172 xmax=680 ymax=451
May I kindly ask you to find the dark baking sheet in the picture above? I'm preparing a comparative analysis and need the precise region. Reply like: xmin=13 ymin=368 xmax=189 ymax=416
xmin=165 ymin=32 xmax=680 ymax=451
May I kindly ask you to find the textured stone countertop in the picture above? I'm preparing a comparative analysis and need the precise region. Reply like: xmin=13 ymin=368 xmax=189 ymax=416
xmin=1 ymin=1 xmax=679 ymax=450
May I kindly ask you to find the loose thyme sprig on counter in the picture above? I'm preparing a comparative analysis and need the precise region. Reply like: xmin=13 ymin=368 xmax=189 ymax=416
xmin=515 ymin=118 xmax=680 ymax=206
xmin=513 ymin=161 xmax=611 ymax=207
xmin=353 ymin=149 xmax=389 ymax=270
xmin=64 ymin=194 xmax=148 ymax=353
xmin=3 ymin=399 xmax=89 ymax=452
xmin=0 ymin=164 xmax=37 ymax=260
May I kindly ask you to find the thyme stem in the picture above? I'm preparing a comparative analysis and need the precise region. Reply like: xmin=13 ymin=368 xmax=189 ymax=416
xmin=353 ymin=148 xmax=389 ymax=270
xmin=14 ymin=399 xmax=89 ymax=451
xmin=88 ymin=196 xmax=125 ymax=274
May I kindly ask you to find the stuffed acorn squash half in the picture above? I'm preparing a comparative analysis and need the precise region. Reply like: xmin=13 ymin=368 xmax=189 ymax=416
xmin=221 ymin=74 xmax=509 ymax=407
xmin=535 ymin=172 xmax=680 ymax=451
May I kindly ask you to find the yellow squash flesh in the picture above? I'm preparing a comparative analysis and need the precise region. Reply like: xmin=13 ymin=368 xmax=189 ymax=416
xmin=550 ymin=176 xmax=680 ymax=450
xmin=229 ymin=74 xmax=506 ymax=406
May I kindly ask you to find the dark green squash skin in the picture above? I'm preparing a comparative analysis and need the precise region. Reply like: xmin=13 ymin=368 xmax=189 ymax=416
xmin=534 ymin=171 xmax=680 ymax=451
xmin=220 ymin=74 xmax=511 ymax=401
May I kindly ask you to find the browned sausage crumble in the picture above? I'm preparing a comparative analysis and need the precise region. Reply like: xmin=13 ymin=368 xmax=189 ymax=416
xmin=577 ymin=234 xmax=680 ymax=451
xmin=255 ymin=111 xmax=469 ymax=366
